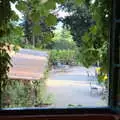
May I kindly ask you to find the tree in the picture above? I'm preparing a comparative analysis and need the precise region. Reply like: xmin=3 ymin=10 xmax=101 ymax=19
xmin=58 ymin=0 xmax=111 ymax=86
xmin=60 ymin=0 xmax=111 ymax=72
xmin=51 ymin=27 xmax=77 ymax=50
xmin=0 ymin=0 xmax=111 ymax=106
xmin=59 ymin=0 xmax=93 ymax=47
xmin=80 ymin=0 xmax=112 ymax=72
xmin=21 ymin=16 xmax=55 ymax=48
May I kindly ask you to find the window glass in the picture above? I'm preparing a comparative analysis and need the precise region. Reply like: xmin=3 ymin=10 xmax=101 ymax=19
xmin=0 ymin=1 xmax=110 ymax=109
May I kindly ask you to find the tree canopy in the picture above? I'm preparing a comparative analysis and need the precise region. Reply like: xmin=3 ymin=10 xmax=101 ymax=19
xmin=59 ymin=0 xmax=93 ymax=46
xmin=51 ymin=27 xmax=77 ymax=50
xmin=59 ymin=0 xmax=111 ymax=73
xmin=81 ymin=0 xmax=111 ymax=71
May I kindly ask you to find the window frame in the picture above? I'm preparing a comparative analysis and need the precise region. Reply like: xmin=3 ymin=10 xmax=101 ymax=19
xmin=0 ymin=107 xmax=118 ymax=116
xmin=0 ymin=0 xmax=119 ymax=116
xmin=109 ymin=0 xmax=120 ymax=110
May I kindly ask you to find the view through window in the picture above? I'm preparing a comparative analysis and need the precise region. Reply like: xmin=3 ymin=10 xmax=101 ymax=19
xmin=0 ymin=0 xmax=110 ymax=108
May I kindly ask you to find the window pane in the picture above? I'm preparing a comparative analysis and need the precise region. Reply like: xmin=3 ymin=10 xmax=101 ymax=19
xmin=0 ymin=1 xmax=110 ymax=108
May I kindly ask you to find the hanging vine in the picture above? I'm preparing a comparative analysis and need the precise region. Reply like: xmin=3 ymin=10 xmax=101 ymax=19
xmin=0 ymin=0 xmax=66 ymax=107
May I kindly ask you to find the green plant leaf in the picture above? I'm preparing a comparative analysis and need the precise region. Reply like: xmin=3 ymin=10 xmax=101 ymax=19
xmin=46 ymin=14 xmax=57 ymax=26
xmin=56 ymin=0 xmax=65 ymax=4
xmin=16 ymin=1 xmax=28 ymax=12
xmin=31 ymin=12 xmax=40 ymax=22
xmin=75 ymin=0 xmax=82 ymax=4
xmin=44 ymin=0 xmax=56 ymax=10
xmin=32 ymin=25 xmax=41 ymax=35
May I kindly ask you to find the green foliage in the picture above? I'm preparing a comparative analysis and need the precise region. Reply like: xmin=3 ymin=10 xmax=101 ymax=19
xmin=0 ymin=0 xmax=11 ymax=28
xmin=2 ymin=67 xmax=53 ymax=108
xmin=52 ymin=39 xmax=77 ymax=50
xmin=60 ymin=0 xmax=111 ymax=74
xmin=32 ymin=79 xmax=53 ymax=107
xmin=0 ymin=43 xmax=12 ymax=107
xmin=0 ymin=22 xmax=23 ymax=107
xmin=60 ymin=0 xmax=92 ymax=47
xmin=32 ymin=80 xmax=46 ymax=106
xmin=46 ymin=14 xmax=57 ymax=26
xmin=16 ymin=0 xmax=65 ymax=35
xmin=75 ymin=0 xmax=83 ymax=5
xmin=22 ymin=15 xmax=55 ymax=48
xmin=0 ymin=0 xmax=112 ymax=107
xmin=79 ymin=0 xmax=111 ymax=72
xmin=49 ymin=49 xmax=80 ymax=66
xmin=16 ymin=1 xmax=28 ymax=12
xmin=1 ymin=24 xmax=24 ymax=46
xmin=2 ymin=80 xmax=33 ymax=107
xmin=0 ymin=0 xmax=65 ymax=107
xmin=51 ymin=28 xmax=77 ymax=50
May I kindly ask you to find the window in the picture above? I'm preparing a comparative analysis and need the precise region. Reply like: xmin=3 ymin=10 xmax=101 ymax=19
xmin=1 ymin=1 xmax=110 ymax=108
xmin=0 ymin=0 xmax=120 ymax=117
xmin=109 ymin=0 xmax=120 ymax=109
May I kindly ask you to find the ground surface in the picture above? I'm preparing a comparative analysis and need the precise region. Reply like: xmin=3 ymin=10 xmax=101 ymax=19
xmin=46 ymin=66 xmax=107 ymax=108
xmin=9 ymin=49 xmax=107 ymax=108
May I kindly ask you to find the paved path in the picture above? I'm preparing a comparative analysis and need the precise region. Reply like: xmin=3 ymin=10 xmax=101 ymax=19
xmin=9 ymin=49 xmax=48 ymax=80
xmin=8 ymin=49 xmax=107 ymax=108
xmin=46 ymin=66 xmax=107 ymax=108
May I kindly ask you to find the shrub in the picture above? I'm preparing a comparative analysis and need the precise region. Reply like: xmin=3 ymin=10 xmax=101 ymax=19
xmin=2 ymin=80 xmax=33 ymax=108
xmin=1 ymin=66 xmax=53 ymax=108
xmin=49 ymin=49 xmax=81 ymax=66
xmin=52 ymin=39 xmax=77 ymax=50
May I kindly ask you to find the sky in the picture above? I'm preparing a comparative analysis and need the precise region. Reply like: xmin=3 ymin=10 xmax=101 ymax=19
xmin=10 ymin=2 xmax=68 ymax=28
xmin=10 ymin=2 xmax=70 ymax=20
xmin=11 ymin=3 xmax=23 ymax=20
xmin=11 ymin=0 xmax=95 ymax=19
